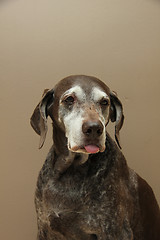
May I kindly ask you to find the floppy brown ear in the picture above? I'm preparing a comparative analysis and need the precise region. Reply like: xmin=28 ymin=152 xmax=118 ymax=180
xmin=110 ymin=91 xmax=124 ymax=149
xmin=30 ymin=88 xmax=54 ymax=149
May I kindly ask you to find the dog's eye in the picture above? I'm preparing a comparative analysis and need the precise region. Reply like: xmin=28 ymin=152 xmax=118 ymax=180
xmin=100 ymin=99 xmax=109 ymax=106
xmin=64 ymin=96 xmax=75 ymax=105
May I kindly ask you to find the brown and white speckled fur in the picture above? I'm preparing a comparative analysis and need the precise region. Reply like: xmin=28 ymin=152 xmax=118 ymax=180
xmin=31 ymin=75 xmax=160 ymax=240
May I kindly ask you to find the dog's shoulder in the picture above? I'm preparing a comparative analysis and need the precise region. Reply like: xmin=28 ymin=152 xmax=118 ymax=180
xmin=35 ymin=147 xmax=54 ymax=198
xmin=136 ymin=174 xmax=160 ymax=238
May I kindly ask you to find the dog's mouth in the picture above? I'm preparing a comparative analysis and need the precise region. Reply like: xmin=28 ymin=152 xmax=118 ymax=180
xmin=84 ymin=145 xmax=100 ymax=153
xmin=69 ymin=144 xmax=105 ymax=154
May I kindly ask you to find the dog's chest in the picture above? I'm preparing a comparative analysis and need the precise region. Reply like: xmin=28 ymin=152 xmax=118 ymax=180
xmin=40 ymin=170 xmax=126 ymax=236
xmin=35 ymin=155 xmax=136 ymax=240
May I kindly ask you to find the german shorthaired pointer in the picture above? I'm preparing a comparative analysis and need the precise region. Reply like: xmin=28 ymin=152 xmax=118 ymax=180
xmin=30 ymin=75 xmax=160 ymax=240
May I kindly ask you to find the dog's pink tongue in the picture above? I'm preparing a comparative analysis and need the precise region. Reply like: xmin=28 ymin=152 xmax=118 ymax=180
xmin=84 ymin=145 xmax=99 ymax=153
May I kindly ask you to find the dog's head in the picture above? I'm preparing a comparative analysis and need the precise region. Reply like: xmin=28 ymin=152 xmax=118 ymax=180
xmin=30 ymin=75 xmax=124 ymax=154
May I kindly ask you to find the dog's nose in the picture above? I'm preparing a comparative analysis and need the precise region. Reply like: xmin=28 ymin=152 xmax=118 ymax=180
xmin=82 ymin=121 xmax=103 ymax=138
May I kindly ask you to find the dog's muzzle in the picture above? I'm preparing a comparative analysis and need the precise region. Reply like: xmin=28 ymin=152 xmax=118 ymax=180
xmin=82 ymin=120 xmax=104 ymax=153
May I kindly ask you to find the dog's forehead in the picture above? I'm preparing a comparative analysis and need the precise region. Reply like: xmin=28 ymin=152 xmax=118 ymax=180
xmin=55 ymin=75 xmax=110 ymax=99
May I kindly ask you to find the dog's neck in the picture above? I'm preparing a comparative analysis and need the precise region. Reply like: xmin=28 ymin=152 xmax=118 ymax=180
xmin=52 ymin=123 xmax=88 ymax=178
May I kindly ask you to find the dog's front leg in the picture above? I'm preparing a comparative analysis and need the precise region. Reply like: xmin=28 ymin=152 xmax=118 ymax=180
xmin=95 ymin=219 xmax=133 ymax=240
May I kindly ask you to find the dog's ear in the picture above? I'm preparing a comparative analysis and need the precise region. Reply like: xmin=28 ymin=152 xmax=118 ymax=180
xmin=30 ymin=88 xmax=54 ymax=149
xmin=110 ymin=91 xmax=124 ymax=149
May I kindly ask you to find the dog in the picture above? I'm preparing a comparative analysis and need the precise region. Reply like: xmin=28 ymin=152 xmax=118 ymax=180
xmin=30 ymin=75 xmax=160 ymax=240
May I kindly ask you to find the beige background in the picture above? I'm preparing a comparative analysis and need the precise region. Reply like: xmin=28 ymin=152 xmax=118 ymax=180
xmin=0 ymin=0 xmax=160 ymax=239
